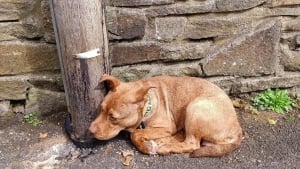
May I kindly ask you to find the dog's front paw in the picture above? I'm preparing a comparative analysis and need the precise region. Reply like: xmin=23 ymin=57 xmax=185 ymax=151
xmin=144 ymin=140 xmax=158 ymax=155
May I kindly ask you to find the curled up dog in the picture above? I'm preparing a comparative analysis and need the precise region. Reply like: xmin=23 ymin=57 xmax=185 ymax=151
xmin=89 ymin=74 xmax=242 ymax=157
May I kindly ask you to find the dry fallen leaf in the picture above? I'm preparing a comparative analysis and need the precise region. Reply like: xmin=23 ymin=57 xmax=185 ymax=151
xmin=39 ymin=132 xmax=48 ymax=139
xmin=121 ymin=150 xmax=134 ymax=166
xmin=251 ymin=108 xmax=259 ymax=115
xmin=267 ymin=119 xmax=277 ymax=125
xmin=103 ymin=146 xmax=113 ymax=156
xmin=232 ymin=99 xmax=243 ymax=108
xmin=232 ymin=99 xmax=251 ymax=110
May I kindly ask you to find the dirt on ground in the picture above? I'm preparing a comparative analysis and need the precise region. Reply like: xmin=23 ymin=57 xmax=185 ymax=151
xmin=0 ymin=98 xmax=299 ymax=169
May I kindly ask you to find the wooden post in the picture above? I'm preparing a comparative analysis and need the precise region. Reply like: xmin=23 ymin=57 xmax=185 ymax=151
xmin=50 ymin=0 xmax=110 ymax=143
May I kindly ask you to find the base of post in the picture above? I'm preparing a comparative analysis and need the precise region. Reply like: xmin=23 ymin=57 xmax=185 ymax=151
xmin=64 ymin=113 xmax=105 ymax=148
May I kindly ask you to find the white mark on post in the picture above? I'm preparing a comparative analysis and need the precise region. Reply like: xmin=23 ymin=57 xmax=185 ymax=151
xmin=73 ymin=48 xmax=100 ymax=59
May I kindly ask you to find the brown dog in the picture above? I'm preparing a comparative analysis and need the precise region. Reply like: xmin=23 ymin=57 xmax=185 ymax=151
xmin=89 ymin=74 xmax=242 ymax=157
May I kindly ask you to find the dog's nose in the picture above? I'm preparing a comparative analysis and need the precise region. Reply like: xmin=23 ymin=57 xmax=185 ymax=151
xmin=89 ymin=124 xmax=97 ymax=134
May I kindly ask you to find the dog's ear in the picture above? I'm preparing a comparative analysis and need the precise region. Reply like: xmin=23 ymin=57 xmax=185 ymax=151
xmin=99 ymin=74 xmax=120 ymax=92
xmin=135 ymin=85 xmax=156 ymax=102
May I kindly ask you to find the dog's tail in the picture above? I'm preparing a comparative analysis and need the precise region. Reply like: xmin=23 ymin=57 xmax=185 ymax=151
xmin=189 ymin=139 xmax=242 ymax=158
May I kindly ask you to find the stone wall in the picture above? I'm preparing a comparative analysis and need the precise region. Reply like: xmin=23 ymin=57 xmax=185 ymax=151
xmin=0 ymin=0 xmax=299 ymax=117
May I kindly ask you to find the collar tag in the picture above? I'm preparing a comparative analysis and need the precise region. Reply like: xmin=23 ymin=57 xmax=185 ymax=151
xmin=140 ymin=93 xmax=155 ymax=129
xmin=143 ymin=94 xmax=153 ymax=118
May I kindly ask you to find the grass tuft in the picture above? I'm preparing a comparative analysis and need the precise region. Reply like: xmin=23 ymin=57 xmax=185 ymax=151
xmin=252 ymin=89 xmax=292 ymax=114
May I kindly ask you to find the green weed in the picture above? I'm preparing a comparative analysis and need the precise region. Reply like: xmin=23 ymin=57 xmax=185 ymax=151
xmin=253 ymin=89 xmax=292 ymax=114
xmin=23 ymin=112 xmax=42 ymax=126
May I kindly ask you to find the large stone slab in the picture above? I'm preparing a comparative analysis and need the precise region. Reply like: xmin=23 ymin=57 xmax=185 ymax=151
xmin=207 ymin=76 xmax=237 ymax=94
xmin=19 ymin=15 xmax=43 ymax=39
xmin=41 ymin=0 xmax=55 ymax=43
xmin=0 ymin=77 xmax=30 ymax=100
xmin=269 ymin=7 xmax=300 ymax=16
xmin=155 ymin=17 xmax=187 ymax=41
xmin=0 ymin=22 xmax=23 ymax=41
xmin=160 ymin=42 xmax=212 ymax=61
xmin=281 ymin=17 xmax=300 ymax=31
xmin=0 ymin=21 xmax=42 ymax=41
xmin=0 ymin=10 xmax=19 ymax=21
xmin=280 ymin=43 xmax=300 ymax=71
xmin=110 ymin=42 xmax=161 ymax=66
xmin=144 ymin=0 xmax=300 ymax=17
xmin=25 ymin=87 xmax=66 ymax=117
xmin=110 ymin=42 xmax=211 ymax=66
xmin=110 ymin=0 xmax=174 ymax=7
xmin=27 ymin=71 xmax=64 ymax=92
xmin=106 ymin=7 xmax=146 ymax=40
xmin=231 ymin=73 xmax=300 ymax=94
xmin=186 ymin=14 xmax=257 ymax=39
xmin=267 ymin=0 xmax=300 ymax=7
xmin=201 ymin=19 xmax=281 ymax=77
xmin=215 ymin=0 xmax=265 ymax=12
xmin=0 ymin=0 xmax=43 ymax=40
xmin=145 ymin=1 xmax=214 ymax=17
xmin=0 ymin=0 xmax=32 ymax=21
xmin=0 ymin=41 xmax=60 ymax=75
xmin=112 ymin=61 xmax=202 ymax=82
xmin=0 ymin=72 xmax=63 ymax=101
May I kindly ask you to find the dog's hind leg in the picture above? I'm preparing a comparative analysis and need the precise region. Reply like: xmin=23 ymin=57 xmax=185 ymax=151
xmin=184 ymin=96 xmax=242 ymax=157
xmin=189 ymin=140 xmax=241 ymax=157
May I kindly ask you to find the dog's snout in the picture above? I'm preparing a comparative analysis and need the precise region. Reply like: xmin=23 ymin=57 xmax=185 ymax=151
xmin=89 ymin=124 xmax=97 ymax=134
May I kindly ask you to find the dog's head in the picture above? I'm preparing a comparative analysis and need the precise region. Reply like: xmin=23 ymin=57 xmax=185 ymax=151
xmin=89 ymin=74 xmax=152 ymax=140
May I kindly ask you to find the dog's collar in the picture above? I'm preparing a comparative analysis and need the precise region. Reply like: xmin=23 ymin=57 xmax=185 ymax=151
xmin=143 ymin=94 xmax=153 ymax=118
xmin=139 ymin=93 xmax=155 ymax=129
